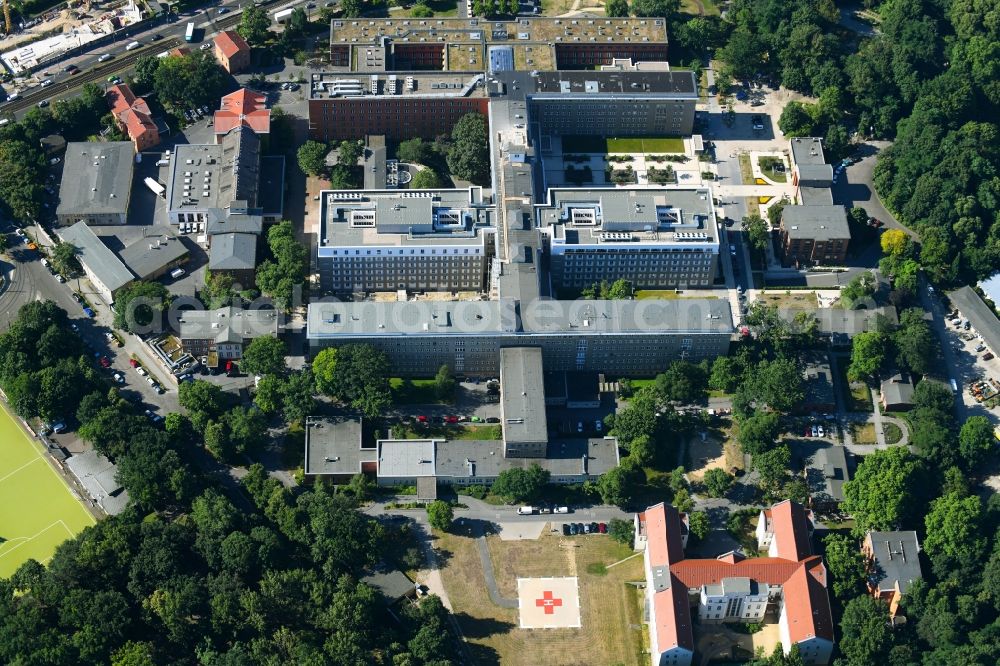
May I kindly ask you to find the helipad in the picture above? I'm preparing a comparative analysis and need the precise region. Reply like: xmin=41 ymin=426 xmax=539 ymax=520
xmin=517 ymin=576 xmax=581 ymax=629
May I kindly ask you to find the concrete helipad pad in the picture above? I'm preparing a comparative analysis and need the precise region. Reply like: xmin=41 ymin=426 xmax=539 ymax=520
xmin=517 ymin=576 xmax=581 ymax=629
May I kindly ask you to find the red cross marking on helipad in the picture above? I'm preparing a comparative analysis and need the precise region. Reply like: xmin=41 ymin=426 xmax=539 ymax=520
xmin=535 ymin=590 xmax=563 ymax=615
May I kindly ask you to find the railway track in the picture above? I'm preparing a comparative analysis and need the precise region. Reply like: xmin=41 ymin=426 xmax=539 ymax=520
xmin=2 ymin=0 xmax=283 ymax=116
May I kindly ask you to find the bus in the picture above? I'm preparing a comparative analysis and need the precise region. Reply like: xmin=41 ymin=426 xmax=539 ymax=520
xmin=185 ymin=21 xmax=195 ymax=42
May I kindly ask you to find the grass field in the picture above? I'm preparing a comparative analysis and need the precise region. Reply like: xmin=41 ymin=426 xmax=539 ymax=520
xmin=562 ymin=136 xmax=685 ymax=154
xmin=607 ymin=137 xmax=685 ymax=153
xmin=0 ymin=405 xmax=95 ymax=577
xmin=390 ymin=377 xmax=447 ymax=405
xmin=738 ymin=153 xmax=755 ymax=184
xmin=636 ymin=290 xmax=720 ymax=300
xmin=436 ymin=530 xmax=646 ymax=665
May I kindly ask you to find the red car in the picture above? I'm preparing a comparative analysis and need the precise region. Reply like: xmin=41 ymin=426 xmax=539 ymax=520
xmin=225 ymin=360 xmax=233 ymax=372
xmin=416 ymin=415 xmax=428 ymax=423
xmin=445 ymin=415 xmax=459 ymax=424
xmin=99 ymin=356 xmax=111 ymax=368
xmin=803 ymin=428 xmax=811 ymax=437
xmin=129 ymin=358 xmax=139 ymax=368
xmin=598 ymin=522 xmax=607 ymax=534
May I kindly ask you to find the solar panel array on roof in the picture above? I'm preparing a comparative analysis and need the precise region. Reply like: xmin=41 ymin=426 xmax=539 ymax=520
xmin=488 ymin=45 xmax=514 ymax=73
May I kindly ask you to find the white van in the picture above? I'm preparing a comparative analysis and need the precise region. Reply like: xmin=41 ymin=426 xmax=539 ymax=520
xmin=98 ymin=53 xmax=112 ymax=62
xmin=516 ymin=506 xmax=535 ymax=515
xmin=126 ymin=41 xmax=141 ymax=51
xmin=170 ymin=267 xmax=186 ymax=279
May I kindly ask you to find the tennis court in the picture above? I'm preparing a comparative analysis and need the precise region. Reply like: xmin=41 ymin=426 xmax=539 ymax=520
xmin=0 ymin=405 xmax=95 ymax=577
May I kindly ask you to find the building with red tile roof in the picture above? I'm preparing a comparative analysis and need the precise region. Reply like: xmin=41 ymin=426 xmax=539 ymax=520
xmin=213 ymin=88 xmax=271 ymax=140
xmin=213 ymin=30 xmax=250 ymax=74
xmin=106 ymin=84 xmax=159 ymax=152
xmin=636 ymin=500 xmax=834 ymax=666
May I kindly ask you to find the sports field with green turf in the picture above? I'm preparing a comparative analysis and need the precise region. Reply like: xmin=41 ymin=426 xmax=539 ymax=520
xmin=0 ymin=405 xmax=95 ymax=577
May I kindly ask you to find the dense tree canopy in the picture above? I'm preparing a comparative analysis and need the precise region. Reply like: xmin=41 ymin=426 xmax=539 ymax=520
xmin=150 ymin=52 xmax=229 ymax=110
xmin=256 ymin=222 xmax=308 ymax=308
xmin=446 ymin=114 xmax=491 ymax=184
xmin=842 ymin=447 xmax=924 ymax=536
xmin=238 ymin=336 xmax=287 ymax=378
xmin=312 ymin=344 xmax=392 ymax=417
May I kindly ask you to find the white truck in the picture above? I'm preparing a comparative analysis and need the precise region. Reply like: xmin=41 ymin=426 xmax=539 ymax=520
xmin=516 ymin=506 xmax=536 ymax=515
xmin=144 ymin=177 xmax=166 ymax=198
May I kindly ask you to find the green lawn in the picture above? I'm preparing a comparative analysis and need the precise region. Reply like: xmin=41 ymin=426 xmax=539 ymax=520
xmin=388 ymin=0 xmax=458 ymax=16
xmin=562 ymin=136 xmax=685 ymax=154
xmin=636 ymin=290 xmax=720 ymax=300
xmin=738 ymin=153 xmax=755 ymax=185
xmin=758 ymin=156 xmax=787 ymax=183
xmin=0 ymin=405 xmax=95 ymax=577
xmin=608 ymin=137 xmax=685 ymax=153
xmin=397 ymin=424 xmax=503 ymax=440
xmin=390 ymin=377 xmax=449 ymax=405
xmin=681 ymin=0 xmax=721 ymax=15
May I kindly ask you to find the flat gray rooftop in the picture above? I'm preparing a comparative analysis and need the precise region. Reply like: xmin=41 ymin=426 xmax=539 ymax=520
xmin=435 ymin=436 xmax=619 ymax=479
xmin=304 ymin=416 xmax=371 ymax=475
xmin=319 ymin=187 xmax=494 ymax=249
xmin=533 ymin=70 xmax=697 ymax=96
xmin=781 ymin=205 xmax=849 ymax=240
xmin=500 ymin=347 xmax=548 ymax=446
xmin=519 ymin=297 xmax=733 ymax=335
xmin=865 ymin=531 xmax=923 ymax=595
xmin=790 ymin=137 xmax=826 ymax=167
xmin=307 ymin=297 xmax=733 ymax=338
xmin=310 ymin=71 xmax=487 ymax=100
xmin=119 ymin=231 xmax=188 ymax=279
xmin=947 ymin=286 xmax=1000 ymax=358
xmin=378 ymin=439 xmax=436 ymax=478
xmin=177 ymin=306 xmax=279 ymax=343
xmin=57 ymin=222 xmax=135 ymax=294
xmin=55 ymin=142 xmax=133 ymax=219
xmin=168 ymin=127 xmax=260 ymax=215
xmin=309 ymin=299 xmax=505 ymax=338
xmin=537 ymin=186 xmax=719 ymax=246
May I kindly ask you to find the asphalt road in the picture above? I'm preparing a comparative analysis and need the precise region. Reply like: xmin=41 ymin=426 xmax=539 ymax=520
xmin=0 ymin=225 xmax=179 ymax=419
xmin=2 ymin=0 xmax=289 ymax=118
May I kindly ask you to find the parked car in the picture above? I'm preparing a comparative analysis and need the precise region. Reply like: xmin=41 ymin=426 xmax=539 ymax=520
xmin=590 ymin=522 xmax=599 ymax=534
xmin=598 ymin=522 xmax=607 ymax=534
xmin=112 ymin=372 xmax=124 ymax=383
xmin=416 ymin=415 xmax=427 ymax=423
xmin=445 ymin=415 xmax=459 ymax=424
xmin=984 ymin=352 xmax=995 ymax=361
xmin=575 ymin=523 xmax=585 ymax=534
xmin=136 ymin=366 xmax=148 ymax=376
xmin=99 ymin=356 xmax=111 ymax=368
xmin=82 ymin=307 xmax=94 ymax=317
xmin=485 ymin=416 xmax=500 ymax=423
xmin=554 ymin=506 xmax=570 ymax=514
xmin=469 ymin=415 xmax=482 ymax=423
xmin=595 ymin=419 xmax=602 ymax=432
xmin=562 ymin=523 xmax=571 ymax=536
xmin=583 ymin=523 xmax=591 ymax=534
xmin=810 ymin=425 xmax=818 ymax=437
xmin=568 ymin=523 xmax=578 ymax=535
xmin=576 ymin=421 xmax=584 ymax=433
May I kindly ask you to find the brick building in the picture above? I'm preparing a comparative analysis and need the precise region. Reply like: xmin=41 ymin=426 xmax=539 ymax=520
xmin=106 ymin=84 xmax=159 ymax=152
xmin=213 ymin=30 xmax=250 ymax=74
